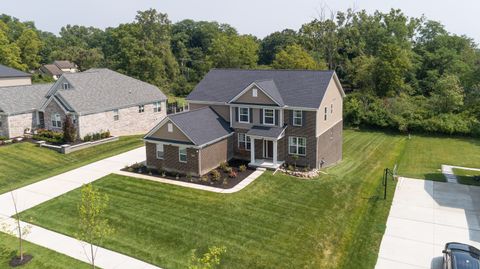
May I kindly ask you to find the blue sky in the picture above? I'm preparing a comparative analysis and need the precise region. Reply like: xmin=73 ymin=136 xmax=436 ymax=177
xmin=1 ymin=0 xmax=478 ymax=44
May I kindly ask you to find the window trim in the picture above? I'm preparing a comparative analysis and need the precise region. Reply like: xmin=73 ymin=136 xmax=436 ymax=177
xmin=331 ymin=104 xmax=333 ymax=114
xmin=113 ymin=109 xmax=119 ymax=121
xmin=252 ymin=88 xmax=257 ymax=97
xmin=138 ymin=105 xmax=145 ymax=113
xmin=153 ymin=102 xmax=161 ymax=112
xmin=179 ymin=147 xmax=187 ymax=163
xmin=167 ymin=123 xmax=173 ymax=133
xmin=62 ymin=82 xmax=70 ymax=90
xmin=72 ymin=114 xmax=77 ymax=124
xmin=238 ymin=133 xmax=251 ymax=151
xmin=156 ymin=144 xmax=164 ymax=159
xmin=239 ymin=107 xmax=250 ymax=123
xmin=52 ymin=113 xmax=62 ymax=128
xmin=324 ymin=107 xmax=328 ymax=121
xmin=263 ymin=108 xmax=275 ymax=126
xmin=288 ymin=136 xmax=306 ymax=156
xmin=293 ymin=110 xmax=303 ymax=126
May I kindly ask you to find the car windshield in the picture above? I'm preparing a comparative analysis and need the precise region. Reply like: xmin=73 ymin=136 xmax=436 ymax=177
xmin=453 ymin=251 xmax=480 ymax=269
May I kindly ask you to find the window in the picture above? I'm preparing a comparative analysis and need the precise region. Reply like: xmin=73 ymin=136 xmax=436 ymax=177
xmin=138 ymin=105 xmax=145 ymax=113
xmin=156 ymin=144 xmax=164 ymax=159
xmin=62 ymin=82 xmax=70 ymax=90
xmin=113 ymin=109 xmax=119 ymax=121
xmin=179 ymin=147 xmax=187 ymax=163
xmin=324 ymin=107 xmax=328 ymax=121
xmin=238 ymin=133 xmax=251 ymax=151
xmin=72 ymin=114 xmax=77 ymax=124
xmin=153 ymin=102 xmax=161 ymax=112
xmin=331 ymin=104 xmax=333 ymax=114
xmin=252 ymin=88 xmax=257 ymax=97
xmin=0 ymin=121 xmax=2 ymax=127
xmin=293 ymin=110 xmax=302 ymax=126
xmin=51 ymin=113 xmax=62 ymax=128
xmin=239 ymin=107 xmax=250 ymax=123
xmin=167 ymin=123 xmax=173 ymax=132
xmin=288 ymin=137 xmax=306 ymax=156
xmin=263 ymin=109 xmax=275 ymax=125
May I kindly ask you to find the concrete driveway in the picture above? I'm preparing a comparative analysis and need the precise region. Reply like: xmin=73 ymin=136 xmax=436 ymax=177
xmin=376 ymin=177 xmax=480 ymax=269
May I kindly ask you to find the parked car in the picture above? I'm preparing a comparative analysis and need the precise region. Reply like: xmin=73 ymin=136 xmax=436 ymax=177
xmin=443 ymin=242 xmax=480 ymax=269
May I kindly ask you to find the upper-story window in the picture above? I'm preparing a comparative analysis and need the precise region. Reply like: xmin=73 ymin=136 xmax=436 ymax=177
xmin=113 ymin=109 xmax=119 ymax=121
xmin=154 ymin=102 xmax=161 ymax=112
xmin=239 ymin=107 xmax=250 ymax=123
xmin=62 ymin=82 xmax=70 ymax=90
xmin=252 ymin=88 xmax=258 ymax=97
xmin=263 ymin=109 xmax=275 ymax=125
xmin=167 ymin=123 xmax=173 ymax=132
xmin=324 ymin=107 xmax=328 ymax=121
xmin=52 ymin=113 xmax=62 ymax=128
xmin=138 ymin=105 xmax=145 ymax=113
xmin=293 ymin=110 xmax=302 ymax=126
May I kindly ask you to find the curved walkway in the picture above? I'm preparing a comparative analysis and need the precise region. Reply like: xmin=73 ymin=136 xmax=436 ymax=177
xmin=0 ymin=146 xmax=163 ymax=269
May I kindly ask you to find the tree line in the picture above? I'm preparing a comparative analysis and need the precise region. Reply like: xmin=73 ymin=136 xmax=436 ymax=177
xmin=0 ymin=8 xmax=479 ymax=136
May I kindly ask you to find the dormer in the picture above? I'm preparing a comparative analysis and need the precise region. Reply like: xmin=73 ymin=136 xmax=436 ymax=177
xmin=62 ymin=81 xmax=71 ymax=90
xmin=228 ymin=80 xmax=284 ymax=107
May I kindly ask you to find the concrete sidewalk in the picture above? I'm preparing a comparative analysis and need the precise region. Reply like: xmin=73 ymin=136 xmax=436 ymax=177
xmin=0 ymin=146 xmax=163 ymax=269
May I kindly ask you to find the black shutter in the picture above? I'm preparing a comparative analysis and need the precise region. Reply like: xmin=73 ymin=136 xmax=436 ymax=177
xmin=302 ymin=111 xmax=306 ymax=127
xmin=250 ymin=108 xmax=253 ymax=123
xmin=290 ymin=110 xmax=294 ymax=126
xmin=275 ymin=110 xmax=279 ymax=126
xmin=235 ymin=107 xmax=239 ymax=122
xmin=259 ymin=109 xmax=263 ymax=124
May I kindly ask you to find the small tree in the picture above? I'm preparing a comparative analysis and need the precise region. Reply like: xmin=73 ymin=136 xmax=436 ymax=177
xmin=63 ymin=115 xmax=77 ymax=143
xmin=0 ymin=192 xmax=32 ymax=266
xmin=76 ymin=184 xmax=113 ymax=269
xmin=188 ymin=246 xmax=226 ymax=269
xmin=292 ymin=154 xmax=299 ymax=170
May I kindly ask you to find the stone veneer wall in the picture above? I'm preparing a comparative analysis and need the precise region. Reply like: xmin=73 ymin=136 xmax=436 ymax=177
xmin=7 ymin=113 xmax=34 ymax=138
xmin=78 ymin=102 xmax=166 ymax=139
xmin=43 ymin=100 xmax=67 ymax=133
xmin=316 ymin=120 xmax=343 ymax=168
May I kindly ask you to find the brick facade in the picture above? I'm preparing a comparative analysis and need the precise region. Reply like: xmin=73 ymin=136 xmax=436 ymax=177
xmin=283 ymin=110 xmax=318 ymax=168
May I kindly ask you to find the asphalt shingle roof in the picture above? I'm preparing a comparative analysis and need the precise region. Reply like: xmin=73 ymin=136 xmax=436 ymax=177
xmin=53 ymin=69 xmax=167 ymax=114
xmin=158 ymin=107 xmax=233 ymax=146
xmin=41 ymin=64 xmax=63 ymax=76
xmin=187 ymin=69 xmax=335 ymax=108
xmin=0 ymin=84 xmax=53 ymax=114
xmin=246 ymin=125 xmax=286 ymax=139
xmin=54 ymin=60 xmax=76 ymax=69
xmin=254 ymin=79 xmax=284 ymax=106
xmin=0 ymin=64 xmax=31 ymax=78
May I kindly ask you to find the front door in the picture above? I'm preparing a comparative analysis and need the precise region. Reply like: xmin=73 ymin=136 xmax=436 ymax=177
xmin=263 ymin=140 xmax=273 ymax=159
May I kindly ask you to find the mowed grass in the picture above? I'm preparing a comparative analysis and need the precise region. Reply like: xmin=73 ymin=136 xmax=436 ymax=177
xmin=0 ymin=135 xmax=143 ymax=194
xmin=0 ymin=233 xmax=90 ymax=269
xmin=453 ymin=168 xmax=480 ymax=186
xmin=21 ymin=130 xmax=406 ymax=269
xmin=397 ymin=134 xmax=480 ymax=181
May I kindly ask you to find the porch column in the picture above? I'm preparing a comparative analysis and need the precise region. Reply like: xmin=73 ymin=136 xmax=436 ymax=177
xmin=273 ymin=140 xmax=278 ymax=166
xmin=250 ymin=137 xmax=255 ymax=164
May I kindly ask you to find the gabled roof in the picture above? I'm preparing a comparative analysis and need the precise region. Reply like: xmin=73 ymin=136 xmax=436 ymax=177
xmin=254 ymin=79 xmax=284 ymax=106
xmin=41 ymin=64 xmax=63 ymax=76
xmin=54 ymin=60 xmax=76 ymax=69
xmin=246 ymin=125 xmax=286 ymax=139
xmin=146 ymin=107 xmax=233 ymax=147
xmin=0 ymin=64 xmax=31 ymax=78
xmin=44 ymin=69 xmax=167 ymax=115
xmin=187 ymin=69 xmax=342 ymax=109
xmin=0 ymin=84 xmax=53 ymax=115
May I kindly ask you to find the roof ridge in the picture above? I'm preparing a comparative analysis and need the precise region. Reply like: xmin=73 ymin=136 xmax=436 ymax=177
xmin=211 ymin=68 xmax=335 ymax=72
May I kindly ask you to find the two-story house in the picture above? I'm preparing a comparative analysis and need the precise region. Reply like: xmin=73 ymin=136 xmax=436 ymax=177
xmin=144 ymin=69 xmax=345 ymax=176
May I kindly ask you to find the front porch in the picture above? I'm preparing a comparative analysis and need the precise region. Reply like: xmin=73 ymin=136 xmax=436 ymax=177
xmin=246 ymin=125 xmax=286 ymax=170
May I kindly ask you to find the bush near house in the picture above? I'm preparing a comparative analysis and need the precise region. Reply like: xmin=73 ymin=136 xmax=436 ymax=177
xmin=83 ymin=130 xmax=111 ymax=142
xmin=32 ymin=129 xmax=64 ymax=144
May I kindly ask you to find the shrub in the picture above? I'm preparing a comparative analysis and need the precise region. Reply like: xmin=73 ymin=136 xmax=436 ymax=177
xmin=219 ymin=162 xmax=229 ymax=171
xmin=105 ymin=130 xmax=111 ymax=138
xmin=186 ymin=173 xmax=192 ymax=180
xmin=201 ymin=175 xmax=209 ymax=182
xmin=0 ymin=136 xmax=7 ymax=141
xmin=83 ymin=134 xmax=92 ymax=142
xmin=211 ymin=170 xmax=221 ymax=181
xmin=33 ymin=129 xmax=64 ymax=144
xmin=223 ymin=166 xmax=232 ymax=173
xmin=287 ymin=165 xmax=295 ymax=171
xmin=228 ymin=170 xmax=237 ymax=178
xmin=238 ymin=165 xmax=247 ymax=172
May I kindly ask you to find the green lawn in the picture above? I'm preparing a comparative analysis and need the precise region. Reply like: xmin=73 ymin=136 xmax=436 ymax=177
xmin=453 ymin=168 xmax=480 ymax=186
xmin=20 ymin=130 xmax=406 ymax=269
xmin=0 ymin=135 xmax=143 ymax=194
xmin=0 ymin=233 xmax=90 ymax=269
xmin=397 ymin=134 xmax=480 ymax=181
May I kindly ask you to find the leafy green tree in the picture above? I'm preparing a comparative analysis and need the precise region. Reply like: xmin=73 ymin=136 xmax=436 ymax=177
xmin=429 ymin=74 xmax=464 ymax=113
xmin=207 ymin=34 xmax=258 ymax=68
xmin=0 ymin=28 xmax=26 ymax=70
xmin=16 ymin=29 xmax=42 ymax=69
xmin=259 ymin=29 xmax=298 ymax=65
xmin=76 ymin=184 xmax=113 ymax=269
xmin=63 ymin=115 xmax=77 ymax=142
xmin=272 ymin=44 xmax=324 ymax=70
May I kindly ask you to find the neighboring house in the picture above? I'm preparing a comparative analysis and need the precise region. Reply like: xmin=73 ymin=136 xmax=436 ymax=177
xmin=40 ymin=60 xmax=78 ymax=80
xmin=0 ymin=64 xmax=32 ymax=87
xmin=144 ymin=69 xmax=345 ymax=176
xmin=0 ymin=68 xmax=167 ymax=138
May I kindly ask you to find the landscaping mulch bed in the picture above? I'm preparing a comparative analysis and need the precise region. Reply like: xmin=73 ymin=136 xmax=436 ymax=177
xmin=124 ymin=159 xmax=255 ymax=189
xmin=9 ymin=255 xmax=33 ymax=267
